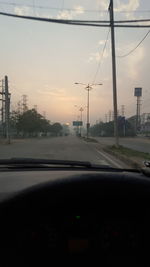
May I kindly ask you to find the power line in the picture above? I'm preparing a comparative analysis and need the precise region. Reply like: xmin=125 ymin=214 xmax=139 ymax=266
xmin=117 ymin=30 xmax=150 ymax=58
xmin=1 ymin=11 xmax=150 ymax=28
xmin=114 ymin=19 xmax=150 ymax=23
xmin=91 ymin=28 xmax=110 ymax=84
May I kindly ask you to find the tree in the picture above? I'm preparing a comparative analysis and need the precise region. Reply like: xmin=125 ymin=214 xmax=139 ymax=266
xmin=16 ymin=109 xmax=47 ymax=136
xmin=90 ymin=118 xmax=135 ymax=137
xmin=50 ymin=123 xmax=62 ymax=136
xmin=10 ymin=109 xmax=63 ymax=137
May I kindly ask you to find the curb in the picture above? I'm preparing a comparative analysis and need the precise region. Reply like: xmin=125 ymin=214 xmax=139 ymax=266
xmin=103 ymin=147 xmax=141 ymax=169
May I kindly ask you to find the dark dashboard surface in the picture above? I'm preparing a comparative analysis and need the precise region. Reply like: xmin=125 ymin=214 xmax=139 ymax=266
xmin=0 ymin=169 xmax=150 ymax=266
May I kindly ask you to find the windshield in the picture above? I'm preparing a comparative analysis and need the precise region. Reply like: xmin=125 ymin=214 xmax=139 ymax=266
xmin=0 ymin=0 xmax=150 ymax=169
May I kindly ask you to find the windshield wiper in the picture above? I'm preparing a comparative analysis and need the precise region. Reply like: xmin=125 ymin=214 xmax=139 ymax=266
xmin=0 ymin=158 xmax=93 ymax=167
xmin=0 ymin=158 xmax=140 ymax=173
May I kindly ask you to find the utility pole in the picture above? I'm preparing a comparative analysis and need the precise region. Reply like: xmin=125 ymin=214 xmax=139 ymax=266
xmin=0 ymin=79 xmax=5 ymax=136
xmin=1 ymin=80 xmax=4 ymax=125
xmin=121 ymin=105 xmax=126 ymax=137
xmin=86 ymin=85 xmax=91 ymax=138
xmin=5 ymin=76 xmax=11 ymax=144
xmin=109 ymin=0 xmax=119 ymax=147
xmin=134 ymin=88 xmax=142 ymax=133
xmin=136 ymin=97 xmax=142 ymax=132
xmin=1 ymin=79 xmax=5 ymax=137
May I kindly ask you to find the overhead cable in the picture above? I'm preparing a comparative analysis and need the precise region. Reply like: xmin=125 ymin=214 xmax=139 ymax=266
xmin=92 ymin=29 xmax=110 ymax=84
xmin=117 ymin=30 xmax=150 ymax=58
xmin=0 ymin=11 xmax=150 ymax=28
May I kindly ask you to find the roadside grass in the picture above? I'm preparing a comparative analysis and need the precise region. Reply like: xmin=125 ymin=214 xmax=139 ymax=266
xmin=102 ymin=145 xmax=150 ymax=169
xmin=110 ymin=145 xmax=150 ymax=160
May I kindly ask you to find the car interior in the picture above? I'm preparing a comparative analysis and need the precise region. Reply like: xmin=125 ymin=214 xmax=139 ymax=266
xmin=0 ymin=167 xmax=150 ymax=266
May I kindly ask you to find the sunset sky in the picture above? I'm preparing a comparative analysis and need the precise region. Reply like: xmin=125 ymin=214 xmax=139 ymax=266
xmin=0 ymin=0 xmax=150 ymax=126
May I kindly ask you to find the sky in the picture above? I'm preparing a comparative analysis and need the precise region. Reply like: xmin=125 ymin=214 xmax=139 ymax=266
xmin=0 ymin=0 xmax=150 ymax=126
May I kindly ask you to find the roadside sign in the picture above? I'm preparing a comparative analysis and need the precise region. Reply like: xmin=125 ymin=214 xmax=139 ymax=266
xmin=134 ymin=88 xmax=142 ymax=97
xmin=73 ymin=121 xmax=83 ymax=126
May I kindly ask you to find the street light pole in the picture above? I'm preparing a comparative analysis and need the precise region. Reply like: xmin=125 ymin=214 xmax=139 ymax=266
xmin=75 ymin=82 xmax=102 ymax=139
xmin=79 ymin=107 xmax=84 ymax=136
xmin=85 ymin=84 xmax=92 ymax=139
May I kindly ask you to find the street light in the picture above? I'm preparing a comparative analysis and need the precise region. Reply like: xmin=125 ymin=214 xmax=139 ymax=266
xmin=75 ymin=83 xmax=103 ymax=138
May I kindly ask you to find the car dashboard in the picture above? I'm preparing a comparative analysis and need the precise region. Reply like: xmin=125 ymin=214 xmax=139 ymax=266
xmin=0 ymin=169 xmax=150 ymax=266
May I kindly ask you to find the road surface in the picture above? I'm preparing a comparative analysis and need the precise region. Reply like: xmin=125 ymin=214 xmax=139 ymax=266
xmin=0 ymin=136 xmax=126 ymax=168
xmin=95 ymin=137 xmax=150 ymax=154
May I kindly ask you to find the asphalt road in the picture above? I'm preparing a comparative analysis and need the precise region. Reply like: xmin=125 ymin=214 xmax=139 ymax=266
xmin=0 ymin=136 xmax=125 ymax=167
xmin=95 ymin=137 xmax=150 ymax=154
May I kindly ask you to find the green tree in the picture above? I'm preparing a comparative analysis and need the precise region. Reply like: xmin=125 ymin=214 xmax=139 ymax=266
xmin=10 ymin=109 xmax=63 ymax=137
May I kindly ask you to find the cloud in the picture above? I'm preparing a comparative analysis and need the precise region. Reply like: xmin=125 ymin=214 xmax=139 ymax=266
xmin=126 ymin=46 xmax=145 ymax=80
xmin=115 ymin=0 xmax=140 ymax=12
xmin=88 ymin=50 xmax=109 ymax=62
xmin=14 ymin=6 xmax=30 ymax=16
xmin=39 ymin=88 xmax=66 ymax=97
xmin=57 ymin=10 xmax=73 ymax=20
xmin=74 ymin=6 xmax=84 ymax=15
xmin=57 ymin=5 xmax=84 ymax=20
xmin=98 ymin=40 xmax=105 ymax=46
xmin=115 ymin=0 xmax=140 ymax=20
xmin=96 ymin=0 xmax=109 ymax=10
xmin=96 ymin=0 xmax=140 ymax=19
xmin=38 ymin=88 xmax=77 ymax=102
xmin=14 ymin=5 xmax=84 ymax=20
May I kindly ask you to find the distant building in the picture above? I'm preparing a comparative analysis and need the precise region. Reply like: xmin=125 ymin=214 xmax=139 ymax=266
xmin=62 ymin=124 xmax=70 ymax=136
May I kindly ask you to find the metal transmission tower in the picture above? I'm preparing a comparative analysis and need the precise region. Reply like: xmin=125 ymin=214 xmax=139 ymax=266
xmin=121 ymin=105 xmax=125 ymax=117
xmin=17 ymin=100 xmax=22 ymax=114
xmin=0 ymin=76 xmax=11 ymax=141
xmin=34 ymin=105 xmax=38 ymax=112
xmin=2 ymin=79 xmax=5 ymax=125
xmin=22 ymin=95 xmax=28 ymax=113
xmin=105 ymin=114 xmax=108 ymax=123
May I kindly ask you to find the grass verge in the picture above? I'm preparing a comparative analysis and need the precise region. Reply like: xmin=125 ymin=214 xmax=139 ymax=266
xmin=111 ymin=145 xmax=150 ymax=160
xmin=104 ymin=145 xmax=150 ymax=168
